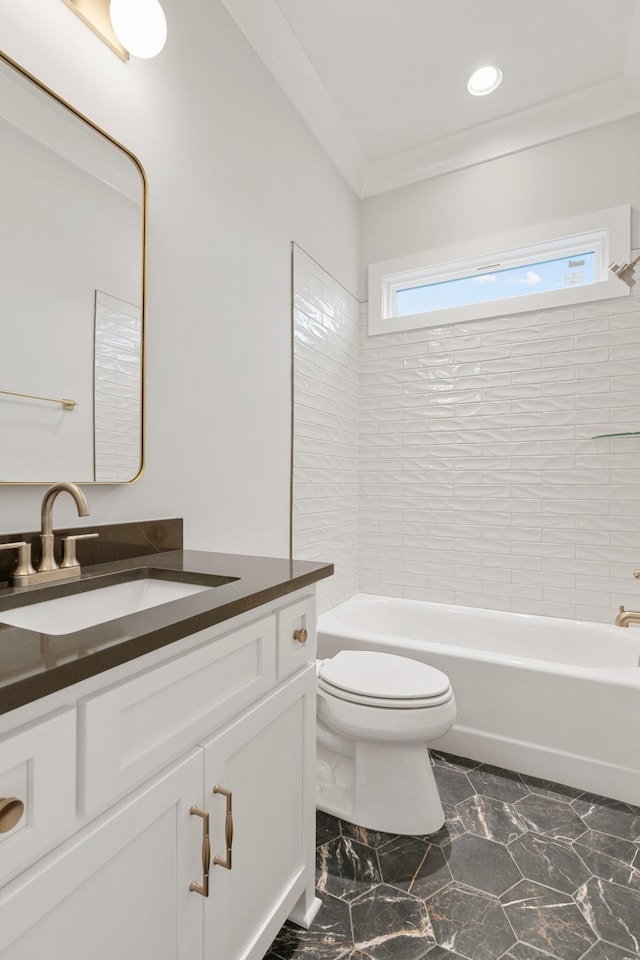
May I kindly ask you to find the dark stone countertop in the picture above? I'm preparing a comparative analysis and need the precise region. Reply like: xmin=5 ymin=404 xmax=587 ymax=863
xmin=0 ymin=550 xmax=333 ymax=717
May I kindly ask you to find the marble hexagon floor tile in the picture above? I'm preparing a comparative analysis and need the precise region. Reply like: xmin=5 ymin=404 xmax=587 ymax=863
xmin=444 ymin=833 xmax=522 ymax=897
xmin=425 ymin=883 xmax=516 ymax=960
xmin=575 ymin=878 xmax=640 ymax=954
xmin=265 ymin=753 xmax=640 ymax=960
xmin=267 ymin=890 xmax=353 ymax=960
xmin=456 ymin=793 xmax=527 ymax=845
xmin=340 ymin=821 xmax=397 ymax=850
xmin=511 ymin=794 xmax=587 ymax=842
xmin=316 ymin=809 xmax=342 ymax=848
xmin=571 ymin=794 xmax=640 ymax=842
xmin=377 ymin=835 xmax=453 ymax=900
xmin=503 ymin=943 xmax=564 ymax=960
xmin=507 ymin=831 xmax=591 ymax=896
xmin=466 ymin=765 xmax=530 ymax=806
xmin=350 ymin=883 xmax=435 ymax=960
xmin=573 ymin=829 xmax=640 ymax=892
xmin=518 ymin=774 xmax=585 ymax=803
xmin=500 ymin=878 xmax=597 ymax=960
xmin=316 ymin=835 xmax=382 ymax=902
xmin=581 ymin=942 xmax=640 ymax=959
xmin=431 ymin=764 xmax=476 ymax=807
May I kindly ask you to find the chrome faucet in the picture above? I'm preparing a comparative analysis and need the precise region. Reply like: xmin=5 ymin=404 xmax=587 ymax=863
xmin=0 ymin=482 xmax=98 ymax=587
xmin=614 ymin=569 xmax=640 ymax=627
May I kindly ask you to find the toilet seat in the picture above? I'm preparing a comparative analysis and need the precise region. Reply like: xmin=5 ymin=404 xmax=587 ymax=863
xmin=317 ymin=681 xmax=453 ymax=709
xmin=317 ymin=650 xmax=452 ymax=709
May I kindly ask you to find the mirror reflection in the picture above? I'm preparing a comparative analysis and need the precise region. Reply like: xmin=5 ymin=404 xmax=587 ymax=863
xmin=0 ymin=53 xmax=145 ymax=483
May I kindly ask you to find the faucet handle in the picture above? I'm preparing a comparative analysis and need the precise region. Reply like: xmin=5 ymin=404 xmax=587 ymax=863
xmin=60 ymin=532 xmax=99 ymax=570
xmin=0 ymin=541 xmax=36 ymax=579
xmin=634 ymin=570 xmax=640 ymax=579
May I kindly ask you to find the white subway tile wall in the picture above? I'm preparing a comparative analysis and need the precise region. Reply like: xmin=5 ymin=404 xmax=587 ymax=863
xmin=360 ymin=285 xmax=640 ymax=623
xmin=292 ymin=248 xmax=360 ymax=613
xmin=94 ymin=291 xmax=142 ymax=482
xmin=293 ymin=249 xmax=640 ymax=623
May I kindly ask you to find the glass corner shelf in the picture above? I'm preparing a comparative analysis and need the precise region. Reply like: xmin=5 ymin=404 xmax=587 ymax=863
xmin=591 ymin=431 xmax=640 ymax=439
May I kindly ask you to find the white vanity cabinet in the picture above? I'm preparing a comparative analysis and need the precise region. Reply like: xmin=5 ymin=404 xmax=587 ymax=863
xmin=0 ymin=588 xmax=319 ymax=960
xmin=0 ymin=749 xmax=204 ymax=960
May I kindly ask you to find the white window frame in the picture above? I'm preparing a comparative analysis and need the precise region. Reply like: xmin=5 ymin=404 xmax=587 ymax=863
xmin=368 ymin=205 xmax=631 ymax=335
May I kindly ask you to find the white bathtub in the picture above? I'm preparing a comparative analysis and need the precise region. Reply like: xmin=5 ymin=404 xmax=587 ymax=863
xmin=317 ymin=594 xmax=640 ymax=805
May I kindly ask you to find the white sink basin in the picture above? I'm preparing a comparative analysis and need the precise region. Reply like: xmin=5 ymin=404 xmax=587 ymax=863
xmin=0 ymin=578 xmax=212 ymax=635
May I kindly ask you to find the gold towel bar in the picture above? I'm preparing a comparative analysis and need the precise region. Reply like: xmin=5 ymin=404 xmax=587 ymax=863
xmin=0 ymin=388 xmax=77 ymax=410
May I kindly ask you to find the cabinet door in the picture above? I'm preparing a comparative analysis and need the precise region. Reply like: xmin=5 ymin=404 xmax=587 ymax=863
xmin=203 ymin=666 xmax=316 ymax=960
xmin=0 ymin=749 xmax=204 ymax=960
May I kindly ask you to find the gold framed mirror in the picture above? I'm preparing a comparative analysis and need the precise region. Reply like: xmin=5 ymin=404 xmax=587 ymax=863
xmin=0 ymin=50 xmax=146 ymax=483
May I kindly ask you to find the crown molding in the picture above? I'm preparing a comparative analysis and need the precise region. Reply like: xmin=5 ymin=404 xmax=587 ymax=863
xmin=362 ymin=77 xmax=640 ymax=197
xmin=221 ymin=0 xmax=640 ymax=199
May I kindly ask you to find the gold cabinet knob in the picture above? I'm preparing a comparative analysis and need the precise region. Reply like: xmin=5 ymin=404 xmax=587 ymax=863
xmin=0 ymin=797 xmax=25 ymax=833
xmin=293 ymin=628 xmax=308 ymax=644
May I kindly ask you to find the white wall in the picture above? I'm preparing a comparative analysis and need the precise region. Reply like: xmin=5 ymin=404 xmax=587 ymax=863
xmin=362 ymin=117 xmax=640 ymax=290
xmin=0 ymin=0 xmax=360 ymax=553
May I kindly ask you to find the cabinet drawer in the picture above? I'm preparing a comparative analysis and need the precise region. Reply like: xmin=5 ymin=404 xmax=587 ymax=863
xmin=0 ymin=709 xmax=76 ymax=887
xmin=276 ymin=595 xmax=316 ymax=680
xmin=79 ymin=614 xmax=276 ymax=816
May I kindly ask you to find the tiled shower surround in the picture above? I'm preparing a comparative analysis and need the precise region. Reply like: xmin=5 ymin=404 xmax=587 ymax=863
xmin=293 ymin=246 xmax=360 ymax=613
xmin=293 ymin=253 xmax=640 ymax=622
xmin=266 ymin=752 xmax=640 ymax=960
xmin=94 ymin=291 xmax=142 ymax=482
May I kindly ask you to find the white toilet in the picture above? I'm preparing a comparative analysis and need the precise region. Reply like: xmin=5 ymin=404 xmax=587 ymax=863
xmin=316 ymin=650 xmax=456 ymax=835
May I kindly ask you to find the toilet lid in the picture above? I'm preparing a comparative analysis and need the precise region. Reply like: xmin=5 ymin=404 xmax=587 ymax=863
xmin=318 ymin=651 xmax=451 ymax=701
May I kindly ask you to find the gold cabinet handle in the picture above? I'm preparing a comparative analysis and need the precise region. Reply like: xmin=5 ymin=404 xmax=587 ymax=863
xmin=213 ymin=785 xmax=233 ymax=870
xmin=293 ymin=627 xmax=308 ymax=644
xmin=188 ymin=805 xmax=210 ymax=897
xmin=0 ymin=797 xmax=25 ymax=834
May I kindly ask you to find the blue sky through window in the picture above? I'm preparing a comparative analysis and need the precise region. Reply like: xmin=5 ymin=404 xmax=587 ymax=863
xmin=396 ymin=251 xmax=596 ymax=317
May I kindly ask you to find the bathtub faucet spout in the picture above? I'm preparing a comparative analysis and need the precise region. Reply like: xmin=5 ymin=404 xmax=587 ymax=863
xmin=615 ymin=605 xmax=640 ymax=628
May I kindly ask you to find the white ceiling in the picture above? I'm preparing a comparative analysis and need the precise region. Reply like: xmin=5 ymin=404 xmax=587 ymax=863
xmin=220 ymin=0 xmax=640 ymax=197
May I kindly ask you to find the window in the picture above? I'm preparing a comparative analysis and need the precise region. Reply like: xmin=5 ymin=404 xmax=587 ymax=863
xmin=368 ymin=206 xmax=631 ymax=335
xmin=395 ymin=247 xmax=599 ymax=317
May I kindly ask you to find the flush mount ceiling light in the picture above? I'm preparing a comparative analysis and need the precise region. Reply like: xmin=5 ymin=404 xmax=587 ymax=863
xmin=59 ymin=0 xmax=167 ymax=61
xmin=466 ymin=64 xmax=503 ymax=96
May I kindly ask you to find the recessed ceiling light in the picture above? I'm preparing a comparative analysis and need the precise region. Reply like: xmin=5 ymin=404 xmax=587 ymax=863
xmin=466 ymin=64 xmax=503 ymax=96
